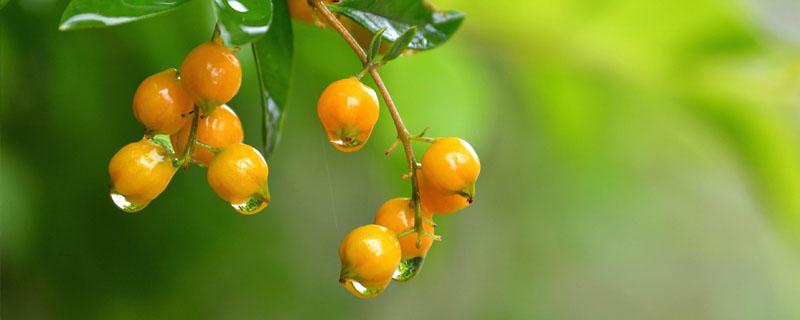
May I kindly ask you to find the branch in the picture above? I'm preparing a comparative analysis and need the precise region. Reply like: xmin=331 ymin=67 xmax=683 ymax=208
xmin=312 ymin=0 xmax=432 ymax=244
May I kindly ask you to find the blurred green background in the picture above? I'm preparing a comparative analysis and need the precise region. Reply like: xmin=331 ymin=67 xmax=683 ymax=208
xmin=3 ymin=0 xmax=800 ymax=318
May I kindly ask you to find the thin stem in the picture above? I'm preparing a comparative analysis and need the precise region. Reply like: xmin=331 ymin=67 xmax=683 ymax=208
xmin=179 ymin=105 xmax=201 ymax=168
xmin=313 ymin=0 xmax=428 ymax=246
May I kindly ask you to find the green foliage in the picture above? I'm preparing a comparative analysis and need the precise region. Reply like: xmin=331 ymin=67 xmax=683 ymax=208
xmin=213 ymin=0 xmax=273 ymax=47
xmin=328 ymin=0 xmax=463 ymax=50
xmin=252 ymin=0 xmax=292 ymax=158
xmin=59 ymin=0 xmax=192 ymax=30
xmin=382 ymin=26 xmax=416 ymax=62
xmin=367 ymin=27 xmax=386 ymax=63
xmin=0 ymin=0 xmax=9 ymax=11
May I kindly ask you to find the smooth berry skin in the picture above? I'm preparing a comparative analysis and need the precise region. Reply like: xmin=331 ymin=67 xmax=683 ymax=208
xmin=172 ymin=105 xmax=243 ymax=166
xmin=109 ymin=139 xmax=176 ymax=206
xmin=207 ymin=143 xmax=270 ymax=210
xmin=180 ymin=41 xmax=241 ymax=112
xmin=317 ymin=77 xmax=380 ymax=152
xmin=132 ymin=68 xmax=194 ymax=135
xmin=418 ymin=168 xmax=472 ymax=216
xmin=339 ymin=224 xmax=401 ymax=293
xmin=421 ymin=137 xmax=480 ymax=195
xmin=374 ymin=198 xmax=435 ymax=260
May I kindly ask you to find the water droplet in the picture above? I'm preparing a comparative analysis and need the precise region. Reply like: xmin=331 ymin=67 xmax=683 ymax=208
xmin=393 ymin=256 xmax=424 ymax=282
xmin=329 ymin=138 xmax=364 ymax=152
xmin=342 ymin=279 xmax=386 ymax=298
xmin=110 ymin=191 xmax=148 ymax=213
xmin=231 ymin=193 xmax=268 ymax=215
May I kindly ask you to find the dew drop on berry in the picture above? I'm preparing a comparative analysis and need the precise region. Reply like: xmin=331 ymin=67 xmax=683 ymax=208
xmin=110 ymin=190 xmax=148 ymax=213
xmin=392 ymin=256 xmax=424 ymax=282
xmin=230 ymin=193 xmax=268 ymax=215
xmin=342 ymin=279 xmax=385 ymax=299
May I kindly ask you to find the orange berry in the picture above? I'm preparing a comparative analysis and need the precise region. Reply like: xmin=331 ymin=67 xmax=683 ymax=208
xmin=132 ymin=68 xmax=194 ymax=135
xmin=339 ymin=224 xmax=401 ymax=298
xmin=418 ymin=168 xmax=471 ymax=216
xmin=172 ymin=105 xmax=243 ymax=166
xmin=374 ymin=198 xmax=434 ymax=260
xmin=207 ymin=143 xmax=270 ymax=215
xmin=317 ymin=77 xmax=380 ymax=152
xmin=109 ymin=139 xmax=177 ymax=212
xmin=421 ymin=137 xmax=480 ymax=201
xmin=288 ymin=0 xmax=334 ymax=23
xmin=180 ymin=41 xmax=241 ymax=111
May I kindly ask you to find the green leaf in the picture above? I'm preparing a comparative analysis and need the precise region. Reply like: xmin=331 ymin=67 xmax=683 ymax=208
xmin=368 ymin=27 xmax=386 ymax=63
xmin=213 ymin=0 xmax=273 ymax=47
xmin=383 ymin=26 xmax=416 ymax=62
xmin=328 ymin=0 xmax=464 ymax=50
xmin=0 ymin=0 xmax=10 ymax=11
xmin=252 ymin=0 xmax=292 ymax=158
xmin=59 ymin=0 xmax=191 ymax=31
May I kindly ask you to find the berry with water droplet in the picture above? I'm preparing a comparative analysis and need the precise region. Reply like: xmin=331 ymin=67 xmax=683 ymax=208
xmin=180 ymin=41 xmax=241 ymax=113
xmin=132 ymin=68 xmax=194 ymax=135
xmin=339 ymin=224 xmax=401 ymax=298
xmin=207 ymin=143 xmax=270 ymax=215
xmin=317 ymin=77 xmax=379 ymax=152
xmin=373 ymin=198 xmax=434 ymax=281
xmin=172 ymin=104 xmax=243 ymax=166
xmin=108 ymin=138 xmax=177 ymax=212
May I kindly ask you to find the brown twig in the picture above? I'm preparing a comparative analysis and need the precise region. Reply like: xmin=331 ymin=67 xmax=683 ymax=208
xmin=313 ymin=1 xmax=432 ymax=245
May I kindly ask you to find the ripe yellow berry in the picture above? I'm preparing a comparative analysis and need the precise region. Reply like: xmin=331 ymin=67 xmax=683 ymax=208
xmin=422 ymin=137 xmax=480 ymax=193
xmin=418 ymin=168 xmax=471 ymax=216
xmin=172 ymin=105 xmax=244 ymax=166
xmin=339 ymin=224 xmax=401 ymax=298
xmin=317 ymin=77 xmax=380 ymax=152
xmin=180 ymin=41 xmax=241 ymax=112
xmin=108 ymin=139 xmax=177 ymax=212
xmin=374 ymin=198 xmax=434 ymax=260
xmin=132 ymin=68 xmax=194 ymax=135
xmin=207 ymin=143 xmax=270 ymax=215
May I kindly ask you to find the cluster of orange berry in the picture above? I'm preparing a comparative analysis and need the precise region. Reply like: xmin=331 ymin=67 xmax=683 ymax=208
xmin=108 ymin=38 xmax=270 ymax=215
xmin=316 ymin=77 xmax=481 ymax=298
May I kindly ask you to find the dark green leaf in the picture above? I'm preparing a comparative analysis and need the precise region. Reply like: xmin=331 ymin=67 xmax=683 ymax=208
xmin=368 ymin=27 xmax=386 ymax=62
xmin=213 ymin=0 xmax=273 ymax=47
xmin=59 ymin=0 xmax=191 ymax=31
xmin=383 ymin=26 xmax=416 ymax=62
xmin=0 ymin=0 xmax=10 ymax=11
xmin=252 ymin=0 xmax=292 ymax=158
xmin=328 ymin=0 xmax=464 ymax=50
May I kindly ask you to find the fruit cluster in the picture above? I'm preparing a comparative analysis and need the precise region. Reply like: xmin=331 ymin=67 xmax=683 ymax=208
xmin=316 ymin=77 xmax=481 ymax=298
xmin=109 ymin=38 xmax=270 ymax=215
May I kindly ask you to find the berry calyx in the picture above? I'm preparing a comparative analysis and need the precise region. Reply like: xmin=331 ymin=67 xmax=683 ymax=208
xmin=108 ymin=138 xmax=177 ymax=212
xmin=207 ymin=143 xmax=270 ymax=215
xmin=180 ymin=41 xmax=241 ymax=113
xmin=339 ymin=224 xmax=401 ymax=298
xmin=172 ymin=104 xmax=243 ymax=166
xmin=421 ymin=137 xmax=480 ymax=199
xmin=317 ymin=77 xmax=380 ymax=152
xmin=132 ymin=68 xmax=194 ymax=135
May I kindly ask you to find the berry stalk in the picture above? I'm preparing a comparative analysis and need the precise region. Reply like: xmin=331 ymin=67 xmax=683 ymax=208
xmin=178 ymin=106 xmax=201 ymax=168
xmin=312 ymin=0 xmax=431 ymax=246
